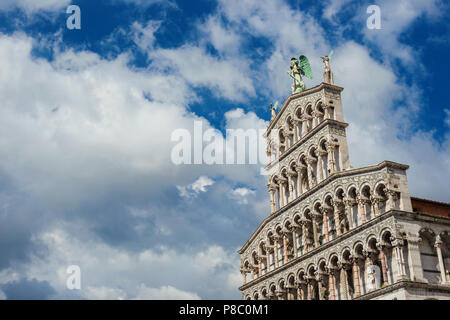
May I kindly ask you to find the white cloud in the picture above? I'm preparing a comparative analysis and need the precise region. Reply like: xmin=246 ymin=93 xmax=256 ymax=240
xmin=131 ymin=21 xmax=161 ymax=52
xmin=198 ymin=16 xmax=242 ymax=56
xmin=134 ymin=284 xmax=200 ymax=300
xmin=0 ymin=227 xmax=241 ymax=299
xmin=0 ymin=0 xmax=448 ymax=301
xmin=0 ymin=0 xmax=71 ymax=13
xmin=149 ymin=45 xmax=255 ymax=101
xmin=177 ymin=176 xmax=215 ymax=199
xmin=230 ymin=187 xmax=256 ymax=204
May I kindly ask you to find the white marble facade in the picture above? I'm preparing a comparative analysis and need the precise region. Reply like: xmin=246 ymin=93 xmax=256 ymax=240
xmin=239 ymin=83 xmax=450 ymax=300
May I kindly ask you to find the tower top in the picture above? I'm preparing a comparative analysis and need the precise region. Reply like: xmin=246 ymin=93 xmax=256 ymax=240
xmin=265 ymin=82 xmax=344 ymax=136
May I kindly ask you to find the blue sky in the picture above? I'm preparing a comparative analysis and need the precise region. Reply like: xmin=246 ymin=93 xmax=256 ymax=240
xmin=0 ymin=0 xmax=448 ymax=299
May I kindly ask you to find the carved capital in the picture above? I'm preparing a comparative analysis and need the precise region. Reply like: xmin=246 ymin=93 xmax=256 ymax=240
xmin=434 ymin=235 xmax=443 ymax=249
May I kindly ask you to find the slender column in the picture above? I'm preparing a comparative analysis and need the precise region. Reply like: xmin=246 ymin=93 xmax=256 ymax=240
xmin=306 ymin=157 xmax=317 ymax=188
xmin=287 ymin=175 xmax=293 ymax=202
xmin=392 ymin=239 xmax=407 ymax=281
xmin=277 ymin=183 xmax=282 ymax=208
xmin=268 ymin=185 xmax=276 ymax=214
xmin=407 ymin=236 xmax=426 ymax=282
xmin=302 ymin=223 xmax=308 ymax=253
xmin=296 ymin=286 xmax=302 ymax=300
xmin=306 ymin=281 xmax=311 ymax=300
xmin=340 ymin=266 xmax=349 ymax=300
xmin=317 ymin=152 xmax=324 ymax=182
xmin=371 ymin=197 xmax=380 ymax=217
xmin=317 ymin=278 xmax=323 ymax=300
xmin=352 ymin=260 xmax=361 ymax=298
xmin=293 ymin=120 xmax=299 ymax=142
xmin=344 ymin=199 xmax=354 ymax=230
xmin=357 ymin=198 xmax=367 ymax=224
xmin=326 ymin=142 xmax=336 ymax=174
xmin=292 ymin=229 xmax=298 ymax=258
xmin=333 ymin=201 xmax=342 ymax=236
xmin=435 ymin=236 xmax=447 ymax=284
xmin=378 ymin=245 xmax=389 ymax=286
xmin=281 ymin=182 xmax=286 ymax=207
xmin=258 ymin=260 xmax=262 ymax=277
xmin=328 ymin=271 xmax=336 ymax=300
xmin=274 ymin=239 xmax=279 ymax=268
xmin=283 ymin=235 xmax=288 ymax=263
xmin=303 ymin=115 xmax=312 ymax=136
xmin=265 ymin=247 xmax=270 ymax=273
xmin=312 ymin=218 xmax=319 ymax=248
xmin=322 ymin=210 xmax=329 ymax=242
xmin=312 ymin=111 xmax=317 ymax=127
xmin=241 ymin=270 xmax=246 ymax=285
xmin=296 ymin=166 xmax=304 ymax=195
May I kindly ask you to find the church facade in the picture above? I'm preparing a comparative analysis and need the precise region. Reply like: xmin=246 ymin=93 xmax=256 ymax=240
xmin=238 ymin=58 xmax=450 ymax=300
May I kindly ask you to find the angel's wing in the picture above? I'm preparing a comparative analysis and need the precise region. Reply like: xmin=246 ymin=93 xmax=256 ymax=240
xmin=298 ymin=55 xmax=313 ymax=79
xmin=328 ymin=50 xmax=334 ymax=60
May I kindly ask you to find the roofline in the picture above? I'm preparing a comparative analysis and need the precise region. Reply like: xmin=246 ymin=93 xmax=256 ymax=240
xmin=411 ymin=196 xmax=450 ymax=208
xmin=237 ymin=160 xmax=409 ymax=254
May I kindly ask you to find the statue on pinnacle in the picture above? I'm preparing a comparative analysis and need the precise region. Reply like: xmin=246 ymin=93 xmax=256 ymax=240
xmin=287 ymin=55 xmax=313 ymax=94
xmin=321 ymin=50 xmax=334 ymax=85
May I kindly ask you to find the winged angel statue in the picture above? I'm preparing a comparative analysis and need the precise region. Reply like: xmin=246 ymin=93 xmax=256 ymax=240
xmin=287 ymin=55 xmax=313 ymax=94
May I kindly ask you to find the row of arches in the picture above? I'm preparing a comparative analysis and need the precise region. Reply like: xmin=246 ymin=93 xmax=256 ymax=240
xmin=268 ymin=99 xmax=336 ymax=159
xmin=244 ymin=228 xmax=450 ymax=300
xmin=268 ymin=137 xmax=342 ymax=212
xmin=242 ymin=181 xmax=402 ymax=283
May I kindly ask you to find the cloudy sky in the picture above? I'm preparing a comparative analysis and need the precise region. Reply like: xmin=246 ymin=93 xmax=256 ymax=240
xmin=0 ymin=0 xmax=449 ymax=300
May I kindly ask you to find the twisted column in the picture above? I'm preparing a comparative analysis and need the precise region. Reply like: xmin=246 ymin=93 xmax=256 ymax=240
xmin=322 ymin=208 xmax=330 ymax=243
xmin=328 ymin=269 xmax=336 ymax=300
xmin=333 ymin=199 xmax=342 ymax=236
xmin=377 ymin=244 xmax=389 ymax=286
xmin=352 ymin=258 xmax=361 ymax=298
xmin=292 ymin=227 xmax=298 ymax=258
xmin=283 ymin=234 xmax=288 ymax=264
xmin=312 ymin=213 xmax=321 ymax=248
xmin=339 ymin=263 xmax=350 ymax=300
xmin=357 ymin=197 xmax=367 ymax=224
xmin=274 ymin=239 xmax=279 ymax=268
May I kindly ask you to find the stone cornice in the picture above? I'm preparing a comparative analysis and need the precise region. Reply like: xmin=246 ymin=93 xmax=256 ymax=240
xmin=354 ymin=280 xmax=450 ymax=300
xmin=399 ymin=211 xmax=450 ymax=225
xmin=265 ymin=82 xmax=344 ymax=135
xmin=238 ymin=160 xmax=410 ymax=255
